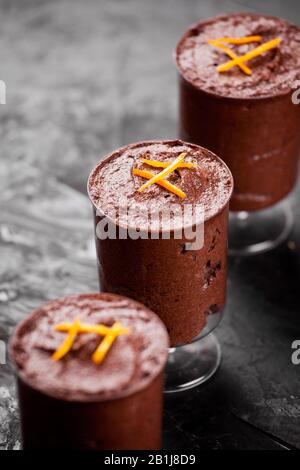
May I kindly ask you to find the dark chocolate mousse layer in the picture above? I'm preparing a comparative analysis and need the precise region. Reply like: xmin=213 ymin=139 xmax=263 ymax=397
xmin=176 ymin=13 xmax=300 ymax=211
xmin=88 ymin=140 xmax=233 ymax=346
xmin=11 ymin=293 xmax=169 ymax=402
xmin=176 ymin=12 xmax=300 ymax=99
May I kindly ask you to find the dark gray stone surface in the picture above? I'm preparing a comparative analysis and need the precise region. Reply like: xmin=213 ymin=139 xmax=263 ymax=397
xmin=0 ymin=0 xmax=300 ymax=450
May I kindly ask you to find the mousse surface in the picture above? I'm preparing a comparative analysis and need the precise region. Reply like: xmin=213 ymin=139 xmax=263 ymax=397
xmin=88 ymin=140 xmax=233 ymax=228
xmin=176 ymin=12 xmax=300 ymax=98
xmin=11 ymin=293 xmax=169 ymax=402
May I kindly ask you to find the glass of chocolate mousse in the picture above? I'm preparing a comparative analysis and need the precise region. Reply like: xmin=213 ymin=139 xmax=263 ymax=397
xmin=10 ymin=293 xmax=169 ymax=450
xmin=88 ymin=140 xmax=233 ymax=392
xmin=176 ymin=12 xmax=300 ymax=255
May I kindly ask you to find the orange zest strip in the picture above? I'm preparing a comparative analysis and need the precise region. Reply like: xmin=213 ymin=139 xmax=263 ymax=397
xmin=217 ymin=38 xmax=282 ymax=73
xmin=210 ymin=35 xmax=262 ymax=45
xmin=133 ymin=168 xmax=186 ymax=199
xmin=92 ymin=322 xmax=123 ymax=365
xmin=52 ymin=320 xmax=130 ymax=364
xmin=52 ymin=316 xmax=81 ymax=361
xmin=140 ymin=158 xmax=197 ymax=169
xmin=54 ymin=322 xmax=129 ymax=336
xmin=208 ymin=39 xmax=251 ymax=75
xmin=137 ymin=152 xmax=187 ymax=192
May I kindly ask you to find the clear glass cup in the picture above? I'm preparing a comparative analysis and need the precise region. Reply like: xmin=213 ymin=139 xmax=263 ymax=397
xmin=88 ymin=140 xmax=233 ymax=392
xmin=175 ymin=16 xmax=300 ymax=256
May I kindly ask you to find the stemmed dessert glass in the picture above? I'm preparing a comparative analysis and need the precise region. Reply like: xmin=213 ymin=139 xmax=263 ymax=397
xmin=175 ymin=13 xmax=300 ymax=256
xmin=88 ymin=140 xmax=233 ymax=393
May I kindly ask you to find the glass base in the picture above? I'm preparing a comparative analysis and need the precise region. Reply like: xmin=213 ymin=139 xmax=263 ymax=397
xmin=229 ymin=201 xmax=294 ymax=256
xmin=164 ymin=333 xmax=221 ymax=393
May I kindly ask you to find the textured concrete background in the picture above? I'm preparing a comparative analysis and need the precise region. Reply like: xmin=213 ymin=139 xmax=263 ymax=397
xmin=0 ymin=0 xmax=300 ymax=450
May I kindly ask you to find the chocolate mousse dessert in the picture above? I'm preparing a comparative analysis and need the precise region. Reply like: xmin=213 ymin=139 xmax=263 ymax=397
xmin=88 ymin=140 xmax=233 ymax=346
xmin=176 ymin=13 xmax=300 ymax=211
xmin=10 ymin=293 xmax=169 ymax=450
